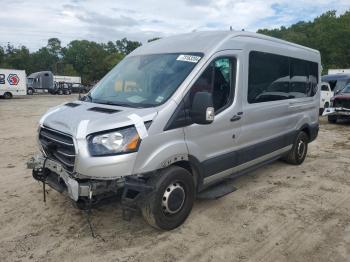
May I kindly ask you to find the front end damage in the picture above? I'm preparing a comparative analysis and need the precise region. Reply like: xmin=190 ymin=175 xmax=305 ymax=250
xmin=323 ymin=107 xmax=350 ymax=117
xmin=27 ymin=155 xmax=154 ymax=212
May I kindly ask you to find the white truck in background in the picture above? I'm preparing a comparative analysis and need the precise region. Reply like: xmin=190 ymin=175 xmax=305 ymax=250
xmin=319 ymin=82 xmax=332 ymax=115
xmin=53 ymin=75 xmax=81 ymax=85
xmin=0 ymin=69 xmax=27 ymax=99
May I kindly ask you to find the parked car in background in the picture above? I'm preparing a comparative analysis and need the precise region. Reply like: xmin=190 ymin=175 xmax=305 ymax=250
xmin=326 ymin=84 xmax=350 ymax=123
xmin=319 ymin=82 xmax=332 ymax=115
xmin=70 ymin=83 xmax=88 ymax=93
xmin=0 ymin=69 xmax=27 ymax=99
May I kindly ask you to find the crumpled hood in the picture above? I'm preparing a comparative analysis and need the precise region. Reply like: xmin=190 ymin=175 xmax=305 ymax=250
xmin=332 ymin=94 xmax=350 ymax=100
xmin=40 ymin=101 xmax=158 ymax=137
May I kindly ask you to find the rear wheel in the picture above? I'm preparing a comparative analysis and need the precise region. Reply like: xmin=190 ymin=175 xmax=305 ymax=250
xmin=283 ymin=131 xmax=308 ymax=165
xmin=141 ymin=166 xmax=195 ymax=230
xmin=328 ymin=115 xmax=337 ymax=123
xmin=3 ymin=92 xmax=12 ymax=99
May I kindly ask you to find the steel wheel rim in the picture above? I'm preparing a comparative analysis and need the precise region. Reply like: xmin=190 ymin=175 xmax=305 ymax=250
xmin=161 ymin=182 xmax=186 ymax=215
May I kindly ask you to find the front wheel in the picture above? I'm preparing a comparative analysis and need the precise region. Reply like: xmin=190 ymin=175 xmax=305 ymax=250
xmin=283 ymin=131 xmax=308 ymax=165
xmin=141 ymin=166 xmax=195 ymax=230
xmin=3 ymin=92 xmax=12 ymax=99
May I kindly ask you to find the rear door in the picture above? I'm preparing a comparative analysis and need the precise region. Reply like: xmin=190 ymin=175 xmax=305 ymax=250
xmin=184 ymin=50 xmax=243 ymax=182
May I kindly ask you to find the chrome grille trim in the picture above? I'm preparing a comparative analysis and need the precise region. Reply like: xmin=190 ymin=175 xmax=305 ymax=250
xmin=39 ymin=126 xmax=76 ymax=172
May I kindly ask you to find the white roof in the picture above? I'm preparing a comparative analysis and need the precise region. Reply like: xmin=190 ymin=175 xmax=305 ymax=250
xmin=130 ymin=31 xmax=320 ymax=58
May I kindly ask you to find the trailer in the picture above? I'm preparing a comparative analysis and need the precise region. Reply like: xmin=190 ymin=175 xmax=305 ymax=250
xmin=53 ymin=75 xmax=81 ymax=85
xmin=0 ymin=69 xmax=27 ymax=99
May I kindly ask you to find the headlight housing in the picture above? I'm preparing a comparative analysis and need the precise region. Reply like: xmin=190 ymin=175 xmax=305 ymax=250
xmin=88 ymin=126 xmax=140 ymax=156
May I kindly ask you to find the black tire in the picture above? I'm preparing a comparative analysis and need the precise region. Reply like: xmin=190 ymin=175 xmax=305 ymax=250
xmin=27 ymin=88 xmax=34 ymax=95
xmin=141 ymin=166 xmax=195 ymax=230
xmin=283 ymin=131 xmax=308 ymax=165
xmin=3 ymin=92 xmax=12 ymax=99
xmin=319 ymin=108 xmax=324 ymax=115
xmin=57 ymin=89 xmax=63 ymax=95
xmin=328 ymin=115 xmax=337 ymax=123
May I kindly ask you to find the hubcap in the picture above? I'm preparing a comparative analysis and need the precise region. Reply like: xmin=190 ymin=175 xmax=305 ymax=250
xmin=297 ymin=140 xmax=305 ymax=159
xmin=162 ymin=182 xmax=185 ymax=215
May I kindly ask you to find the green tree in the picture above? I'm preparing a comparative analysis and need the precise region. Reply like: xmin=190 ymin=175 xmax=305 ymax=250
xmin=258 ymin=10 xmax=350 ymax=73
xmin=116 ymin=38 xmax=142 ymax=55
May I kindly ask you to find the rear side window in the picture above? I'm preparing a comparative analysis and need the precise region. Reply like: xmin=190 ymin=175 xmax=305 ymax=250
xmin=248 ymin=52 xmax=289 ymax=103
xmin=248 ymin=51 xmax=319 ymax=103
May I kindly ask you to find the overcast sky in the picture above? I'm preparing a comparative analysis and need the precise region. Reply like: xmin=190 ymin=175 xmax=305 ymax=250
xmin=0 ymin=0 xmax=348 ymax=50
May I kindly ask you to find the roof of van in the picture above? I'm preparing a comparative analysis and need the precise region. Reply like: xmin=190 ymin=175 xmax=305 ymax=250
xmin=130 ymin=31 xmax=320 ymax=57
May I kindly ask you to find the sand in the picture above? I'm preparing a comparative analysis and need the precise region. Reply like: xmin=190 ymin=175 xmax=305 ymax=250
xmin=0 ymin=95 xmax=349 ymax=262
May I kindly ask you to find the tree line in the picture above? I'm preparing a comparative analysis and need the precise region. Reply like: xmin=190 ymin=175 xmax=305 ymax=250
xmin=258 ymin=10 xmax=350 ymax=73
xmin=0 ymin=10 xmax=349 ymax=84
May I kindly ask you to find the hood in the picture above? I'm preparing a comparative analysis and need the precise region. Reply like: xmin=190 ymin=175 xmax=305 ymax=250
xmin=332 ymin=94 xmax=350 ymax=100
xmin=40 ymin=101 xmax=158 ymax=137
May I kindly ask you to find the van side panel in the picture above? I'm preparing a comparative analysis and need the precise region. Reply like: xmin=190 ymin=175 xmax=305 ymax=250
xmin=132 ymin=100 xmax=189 ymax=174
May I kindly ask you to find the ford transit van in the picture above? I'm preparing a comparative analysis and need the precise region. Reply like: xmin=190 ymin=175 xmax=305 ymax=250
xmin=28 ymin=31 xmax=321 ymax=230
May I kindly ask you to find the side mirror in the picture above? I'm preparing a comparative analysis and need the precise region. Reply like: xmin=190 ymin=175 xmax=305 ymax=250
xmin=190 ymin=92 xmax=215 ymax=125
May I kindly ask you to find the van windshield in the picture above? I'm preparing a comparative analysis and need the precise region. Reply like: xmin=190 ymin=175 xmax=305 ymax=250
xmin=87 ymin=53 xmax=203 ymax=107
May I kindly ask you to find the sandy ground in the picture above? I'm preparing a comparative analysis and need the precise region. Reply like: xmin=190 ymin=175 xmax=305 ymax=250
xmin=0 ymin=95 xmax=350 ymax=262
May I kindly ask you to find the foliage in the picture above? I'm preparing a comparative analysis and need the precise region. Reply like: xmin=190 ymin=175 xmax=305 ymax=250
xmin=0 ymin=9 xmax=349 ymax=83
xmin=258 ymin=10 xmax=350 ymax=73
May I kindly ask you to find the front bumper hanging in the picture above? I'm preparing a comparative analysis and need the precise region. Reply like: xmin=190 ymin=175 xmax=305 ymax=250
xmin=27 ymin=155 xmax=155 ymax=210
xmin=27 ymin=155 xmax=89 ymax=201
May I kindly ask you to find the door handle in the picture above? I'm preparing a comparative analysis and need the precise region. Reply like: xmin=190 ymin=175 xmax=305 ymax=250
xmin=230 ymin=115 xmax=241 ymax=122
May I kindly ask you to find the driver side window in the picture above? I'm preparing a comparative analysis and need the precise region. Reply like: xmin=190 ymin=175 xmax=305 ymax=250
xmin=189 ymin=57 xmax=236 ymax=112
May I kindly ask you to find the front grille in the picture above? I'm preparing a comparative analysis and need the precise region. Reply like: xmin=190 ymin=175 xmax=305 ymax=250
xmin=334 ymin=99 xmax=350 ymax=109
xmin=39 ymin=127 xmax=76 ymax=172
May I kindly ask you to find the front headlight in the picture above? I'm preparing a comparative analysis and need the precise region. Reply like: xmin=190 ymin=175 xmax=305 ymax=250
xmin=88 ymin=126 xmax=140 ymax=156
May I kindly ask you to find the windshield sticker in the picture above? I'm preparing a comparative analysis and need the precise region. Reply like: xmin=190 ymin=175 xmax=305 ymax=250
xmin=155 ymin=96 xmax=164 ymax=103
xmin=176 ymin=55 xmax=201 ymax=63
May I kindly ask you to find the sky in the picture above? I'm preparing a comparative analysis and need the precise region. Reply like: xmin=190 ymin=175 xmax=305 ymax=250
xmin=0 ymin=0 xmax=348 ymax=51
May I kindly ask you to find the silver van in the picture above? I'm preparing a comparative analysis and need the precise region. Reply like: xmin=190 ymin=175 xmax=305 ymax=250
xmin=28 ymin=31 xmax=321 ymax=230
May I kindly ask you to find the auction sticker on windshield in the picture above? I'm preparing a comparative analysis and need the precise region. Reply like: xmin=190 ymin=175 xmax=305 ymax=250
xmin=177 ymin=55 xmax=201 ymax=63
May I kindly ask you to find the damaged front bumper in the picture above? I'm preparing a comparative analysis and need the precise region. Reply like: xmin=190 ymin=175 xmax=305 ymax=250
xmin=27 ymin=155 xmax=155 ymax=210
xmin=27 ymin=155 xmax=124 ymax=202
xmin=322 ymin=107 xmax=350 ymax=117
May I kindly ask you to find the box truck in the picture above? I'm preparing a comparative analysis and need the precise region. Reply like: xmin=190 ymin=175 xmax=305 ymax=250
xmin=0 ymin=69 xmax=27 ymax=99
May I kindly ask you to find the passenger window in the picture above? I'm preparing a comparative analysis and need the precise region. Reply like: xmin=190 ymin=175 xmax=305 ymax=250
xmin=248 ymin=52 xmax=289 ymax=103
xmin=190 ymin=57 xmax=235 ymax=112
xmin=248 ymin=51 xmax=318 ymax=103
